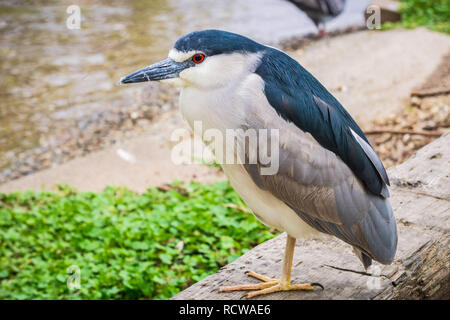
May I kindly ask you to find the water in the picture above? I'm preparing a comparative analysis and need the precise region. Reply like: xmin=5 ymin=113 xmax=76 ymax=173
xmin=0 ymin=0 xmax=370 ymax=170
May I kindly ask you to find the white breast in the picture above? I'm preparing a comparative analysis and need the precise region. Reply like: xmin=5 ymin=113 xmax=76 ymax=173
xmin=179 ymin=73 xmax=322 ymax=238
xmin=222 ymin=163 xmax=320 ymax=238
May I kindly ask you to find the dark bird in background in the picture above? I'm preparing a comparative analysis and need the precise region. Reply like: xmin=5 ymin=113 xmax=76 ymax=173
xmin=288 ymin=0 xmax=346 ymax=37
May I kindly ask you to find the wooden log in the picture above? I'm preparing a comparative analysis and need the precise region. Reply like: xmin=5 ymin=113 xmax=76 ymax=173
xmin=172 ymin=133 xmax=450 ymax=300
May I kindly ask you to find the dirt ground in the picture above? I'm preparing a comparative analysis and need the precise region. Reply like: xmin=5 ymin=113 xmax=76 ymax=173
xmin=412 ymin=50 xmax=450 ymax=96
xmin=1 ymin=28 xmax=449 ymax=193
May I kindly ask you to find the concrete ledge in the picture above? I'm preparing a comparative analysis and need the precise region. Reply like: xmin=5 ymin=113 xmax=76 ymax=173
xmin=172 ymin=133 xmax=450 ymax=300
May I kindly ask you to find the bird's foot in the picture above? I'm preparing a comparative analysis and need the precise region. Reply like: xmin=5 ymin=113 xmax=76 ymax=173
xmin=218 ymin=271 xmax=323 ymax=299
xmin=318 ymin=29 xmax=329 ymax=38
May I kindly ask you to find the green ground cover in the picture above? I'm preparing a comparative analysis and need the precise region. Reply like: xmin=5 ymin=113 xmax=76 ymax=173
xmin=0 ymin=182 xmax=278 ymax=299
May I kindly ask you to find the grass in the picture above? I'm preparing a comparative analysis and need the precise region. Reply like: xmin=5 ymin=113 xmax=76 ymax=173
xmin=0 ymin=182 xmax=278 ymax=300
xmin=382 ymin=0 xmax=450 ymax=34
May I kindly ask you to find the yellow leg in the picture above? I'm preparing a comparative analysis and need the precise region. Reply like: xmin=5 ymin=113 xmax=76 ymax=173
xmin=218 ymin=235 xmax=322 ymax=298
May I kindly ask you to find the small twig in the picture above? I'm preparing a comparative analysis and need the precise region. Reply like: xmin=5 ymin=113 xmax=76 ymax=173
xmin=411 ymin=88 xmax=450 ymax=98
xmin=323 ymin=264 xmax=388 ymax=278
xmin=364 ymin=129 xmax=444 ymax=137
xmin=294 ymin=260 xmax=303 ymax=267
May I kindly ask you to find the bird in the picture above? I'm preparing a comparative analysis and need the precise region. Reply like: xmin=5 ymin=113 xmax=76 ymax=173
xmin=288 ymin=0 xmax=346 ymax=37
xmin=119 ymin=29 xmax=397 ymax=298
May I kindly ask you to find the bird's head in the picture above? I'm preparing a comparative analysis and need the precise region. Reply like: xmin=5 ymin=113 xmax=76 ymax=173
xmin=119 ymin=30 xmax=265 ymax=89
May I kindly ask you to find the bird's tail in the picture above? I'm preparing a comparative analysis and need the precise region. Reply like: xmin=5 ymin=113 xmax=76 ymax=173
xmin=353 ymin=247 xmax=372 ymax=270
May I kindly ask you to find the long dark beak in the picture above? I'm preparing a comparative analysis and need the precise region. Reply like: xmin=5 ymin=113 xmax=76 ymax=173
xmin=119 ymin=58 xmax=188 ymax=84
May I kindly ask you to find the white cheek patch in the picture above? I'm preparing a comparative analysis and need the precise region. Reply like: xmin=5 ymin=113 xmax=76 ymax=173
xmin=168 ymin=48 xmax=197 ymax=62
xmin=179 ymin=52 xmax=263 ymax=89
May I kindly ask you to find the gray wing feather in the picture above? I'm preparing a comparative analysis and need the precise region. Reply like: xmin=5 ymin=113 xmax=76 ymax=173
xmin=241 ymin=116 xmax=397 ymax=265
xmin=350 ymin=128 xmax=390 ymax=197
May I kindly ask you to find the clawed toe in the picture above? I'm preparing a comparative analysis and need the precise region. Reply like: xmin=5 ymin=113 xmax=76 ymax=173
xmin=218 ymin=270 xmax=320 ymax=298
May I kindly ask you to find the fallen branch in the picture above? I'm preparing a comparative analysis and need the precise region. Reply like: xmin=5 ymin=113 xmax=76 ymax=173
xmin=364 ymin=129 xmax=444 ymax=137
xmin=410 ymin=88 xmax=450 ymax=98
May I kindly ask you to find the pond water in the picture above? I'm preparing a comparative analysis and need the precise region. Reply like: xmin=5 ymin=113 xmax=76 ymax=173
xmin=0 ymin=0 xmax=370 ymax=170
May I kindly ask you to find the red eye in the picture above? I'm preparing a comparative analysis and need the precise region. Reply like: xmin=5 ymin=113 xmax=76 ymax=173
xmin=192 ymin=53 xmax=205 ymax=64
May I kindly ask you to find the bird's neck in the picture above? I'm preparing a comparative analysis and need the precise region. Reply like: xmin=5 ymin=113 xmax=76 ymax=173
xmin=179 ymin=83 xmax=245 ymax=135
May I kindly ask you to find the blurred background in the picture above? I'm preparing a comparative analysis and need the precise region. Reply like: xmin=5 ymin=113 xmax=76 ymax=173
xmin=0 ymin=0 xmax=370 ymax=181
xmin=0 ymin=0 xmax=448 ymax=300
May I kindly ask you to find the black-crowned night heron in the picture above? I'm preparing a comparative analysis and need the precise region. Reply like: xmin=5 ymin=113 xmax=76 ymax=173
xmin=120 ymin=30 xmax=397 ymax=298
